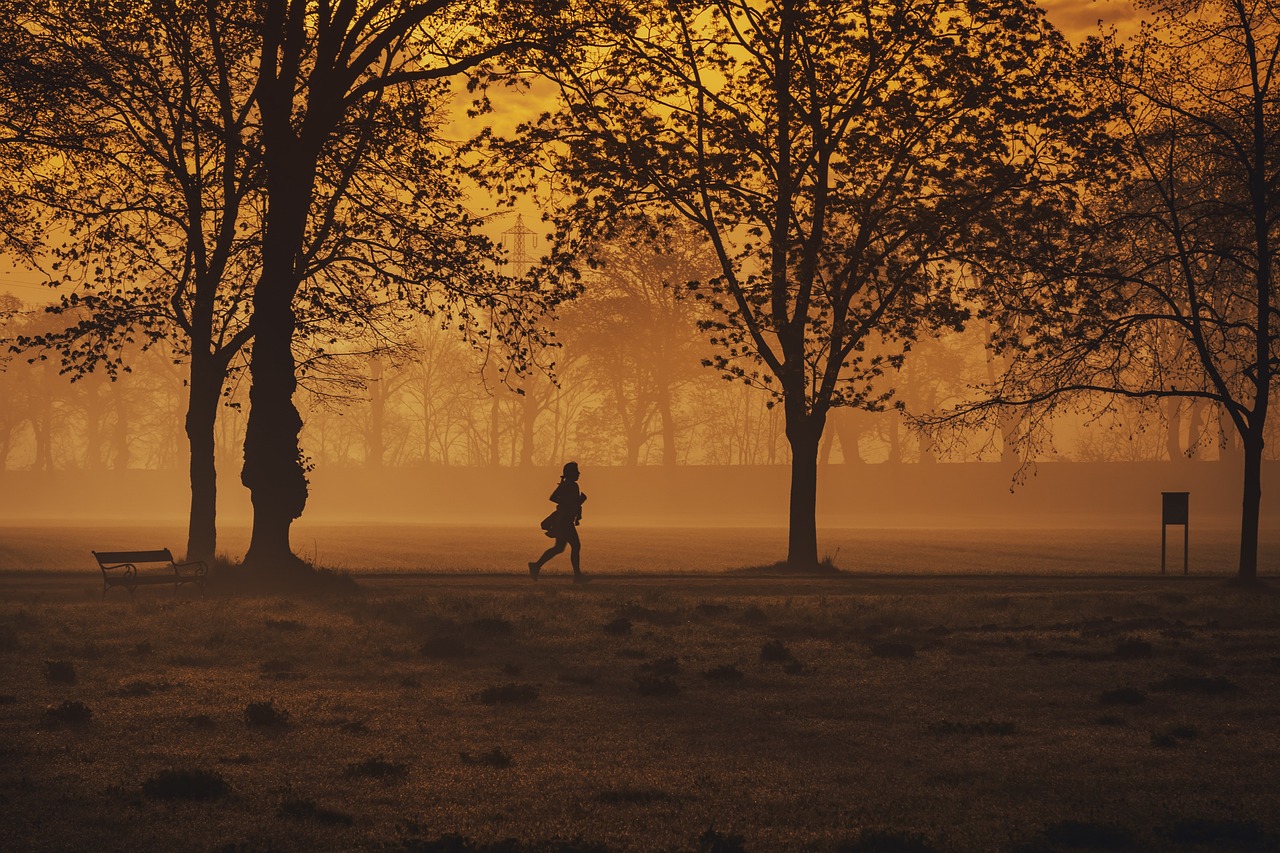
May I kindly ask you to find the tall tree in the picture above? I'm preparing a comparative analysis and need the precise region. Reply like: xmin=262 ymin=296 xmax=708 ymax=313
xmin=496 ymin=0 xmax=1088 ymax=567
xmin=8 ymin=0 xmax=261 ymax=561
xmin=243 ymin=0 xmax=564 ymax=568
xmin=964 ymin=0 xmax=1279 ymax=579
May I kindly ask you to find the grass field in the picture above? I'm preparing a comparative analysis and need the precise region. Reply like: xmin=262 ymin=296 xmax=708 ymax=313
xmin=1 ymin=571 xmax=1278 ymax=852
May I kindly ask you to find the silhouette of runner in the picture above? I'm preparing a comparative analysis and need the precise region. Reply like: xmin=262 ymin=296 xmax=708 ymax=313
xmin=529 ymin=461 xmax=587 ymax=582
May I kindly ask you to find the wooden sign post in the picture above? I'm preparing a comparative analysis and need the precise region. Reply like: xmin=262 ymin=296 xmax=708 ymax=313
xmin=1161 ymin=491 xmax=1189 ymax=575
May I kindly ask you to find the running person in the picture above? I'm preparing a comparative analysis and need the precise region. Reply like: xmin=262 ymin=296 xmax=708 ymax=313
xmin=529 ymin=461 xmax=587 ymax=582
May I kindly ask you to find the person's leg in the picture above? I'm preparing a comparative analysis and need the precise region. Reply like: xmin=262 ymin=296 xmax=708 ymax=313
xmin=566 ymin=526 xmax=582 ymax=577
xmin=533 ymin=538 xmax=566 ymax=570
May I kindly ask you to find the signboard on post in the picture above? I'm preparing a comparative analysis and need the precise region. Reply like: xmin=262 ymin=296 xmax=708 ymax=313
xmin=1161 ymin=492 xmax=1189 ymax=575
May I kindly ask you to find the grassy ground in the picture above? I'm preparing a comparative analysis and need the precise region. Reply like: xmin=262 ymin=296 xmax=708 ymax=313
xmin=1 ymin=572 xmax=1278 ymax=852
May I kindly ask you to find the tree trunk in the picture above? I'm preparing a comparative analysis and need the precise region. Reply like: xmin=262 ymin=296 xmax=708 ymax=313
xmin=520 ymin=389 xmax=536 ymax=467
xmin=819 ymin=423 xmax=835 ymax=465
xmin=84 ymin=377 xmax=104 ymax=470
xmin=1185 ymin=401 xmax=1206 ymax=460
xmin=656 ymin=383 xmax=677 ymax=466
xmin=241 ymin=286 xmax=307 ymax=567
xmin=784 ymin=398 xmax=823 ymax=569
xmin=834 ymin=410 xmax=863 ymax=464
xmin=35 ymin=362 xmax=54 ymax=471
xmin=783 ymin=389 xmax=824 ymax=568
xmin=1237 ymin=433 xmax=1263 ymax=579
xmin=1166 ymin=398 xmax=1183 ymax=461
xmin=111 ymin=380 xmax=130 ymax=470
xmin=366 ymin=357 xmax=385 ymax=469
xmin=489 ymin=390 xmax=501 ymax=467
xmin=185 ymin=353 xmax=221 ymax=562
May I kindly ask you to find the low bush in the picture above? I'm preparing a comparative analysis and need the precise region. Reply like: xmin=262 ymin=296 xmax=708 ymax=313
xmin=278 ymin=797 xmax=354 ymax=825
xmin=459 ymin=747 xmax=513 ymax=768
xmin=243 ymin=700 xmax=290 ymax=728
xmin=43 ymin=660 xmax=76 ymax=685
xmin=344 ymin=756 xmax=408 ymax=780
xmin=702 ymin=664 xmax=744 ymax=683
xmin=475 ymin=683 xmax=539 ymax=705
xmin=1150 ymin=674 xmax=1242 ymax=695
xmin=43 ymin=699 xmax=92 ymax=725
xmin=142 ymin=768 xmax=229 ymax=801
xmin=420 ymin=636 xmax=472 ymax=659
xmin=602 ymin=618 xmax=632 ymax=637
xmin=635 ymin=676 xmax=680 ymax=697
xmin=760 ymin=639 xmax=794 ymax=663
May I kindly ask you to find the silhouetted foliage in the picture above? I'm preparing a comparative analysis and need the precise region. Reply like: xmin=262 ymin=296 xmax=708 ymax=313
xmin=955 ymin=0 xmax=1280 ymax=579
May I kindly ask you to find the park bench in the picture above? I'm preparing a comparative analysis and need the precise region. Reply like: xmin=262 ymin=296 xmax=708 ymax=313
xmin=93 ymin=549 xmax=207 ymax=599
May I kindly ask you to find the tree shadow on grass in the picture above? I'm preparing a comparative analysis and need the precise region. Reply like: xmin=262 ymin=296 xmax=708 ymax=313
xmin=208 ymin=555 xmax=359 ymax=597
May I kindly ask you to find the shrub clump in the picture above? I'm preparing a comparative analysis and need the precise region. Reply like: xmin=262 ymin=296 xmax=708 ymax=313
xmin=476 ymin=683 xmax=540 ymax=705
xmin=870 ymin=641 xmax=916 ymax=660
xmin=1161 ymin=818 xmax=1275 ymax=850
xmin=760 ymin=639 xmax=794 ymax=663
xmin=43 ymin=660 xmax=77 ymax=685
xmin=1043 ymin=820 xmax=1136 ymax=851
xmin=838 ymin=828 xmax=939 ymax=852
xmin=602 ymin=617 xmax=633 ymax=637
xmin=1150 ymin=674 xmax=1242 ymax=695
xmin=278 ymin=797 xmax=354 ymax=825
xmin=142 ymin=767 xmax=230 ymax=801
xmin=43 ymin=699 xmax=93 ymax=725
xmin=470 ymin=618 xmax=514 ymax=638
xmin=243 ymin=700 xmax=290 ymax=728
xmin=635 ymin=676 xmax=681 ymax=697
xmin=420 ymin=635 xmax=473 ymax=659
xmin=460 ymin=747 xmax=514 ymax=769
xmin=702 ymin=664 xmax=744 ymax=683
xmin=698 ymin=826 xmax=747 ymax=853
xmin=639 ymin=656 xmax=680 ymax=676
xmin=1113 ymin=638 xmax=1153 ymax=659
xmin=344 ymin=756 xmax=408 ymax=781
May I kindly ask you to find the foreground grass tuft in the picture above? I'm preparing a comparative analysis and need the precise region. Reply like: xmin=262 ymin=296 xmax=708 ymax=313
xmin=1160 ymin=818 xmax=1276 ymax=850
xmin=43 ymin=659 xmax=77 ymax=685
xmin=278 ymin=797 xmax=355 ymax=825
xmin=142 ymin=768 xmax=230 ymax=801
xmin=475 ymin=683 xmax=539 ymax=705
xmin=697 ymin=826 xmax=747 ymax=853
xmin=43 ymin=699 xmax=92 ymax=725
xmin=459 ymin=747 xmax=514 ymax=768
xmin=1043 ymin=819 xmax=1137 ymax=850
xmin=838 ymin=829 xmax=939 ymax=853
xmin=243 ymin=700 xmax=290 ymax=728
xmin=344 ymin=756 xmax=408 ymax=781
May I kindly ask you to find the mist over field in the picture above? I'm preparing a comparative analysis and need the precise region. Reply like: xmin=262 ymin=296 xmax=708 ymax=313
xmin=1 ymin=461 xmax=1274 ymax=574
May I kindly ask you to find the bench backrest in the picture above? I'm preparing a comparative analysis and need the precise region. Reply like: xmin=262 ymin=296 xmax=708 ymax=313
xmin=93 ymin=549 xmax=175 ymax=567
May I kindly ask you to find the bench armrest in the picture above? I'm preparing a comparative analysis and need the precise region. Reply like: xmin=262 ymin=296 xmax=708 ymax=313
xmin=172 ymin=560 xmax=208 ymax=578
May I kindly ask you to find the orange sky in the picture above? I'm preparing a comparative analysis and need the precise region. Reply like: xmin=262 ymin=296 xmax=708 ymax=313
xmin=0 ymin=0 xmax=1143 ymax=303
